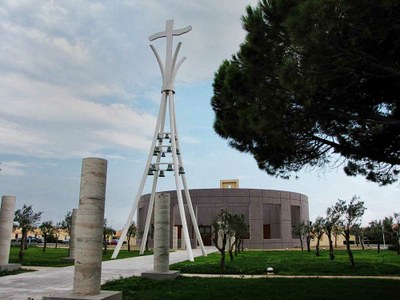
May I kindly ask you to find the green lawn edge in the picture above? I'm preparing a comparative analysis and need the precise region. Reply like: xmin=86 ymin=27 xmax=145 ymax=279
xmin=7 ymin=246 xmax=152 ymax=267
xmin=102 ymin=277 xmax=400 ymax=300
xmin=170 ymin=249 xmax=400 ymax=276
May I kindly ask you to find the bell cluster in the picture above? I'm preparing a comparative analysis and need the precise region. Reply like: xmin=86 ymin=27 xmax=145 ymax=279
xmin=147 ymin=132 xmax=185 ymax=177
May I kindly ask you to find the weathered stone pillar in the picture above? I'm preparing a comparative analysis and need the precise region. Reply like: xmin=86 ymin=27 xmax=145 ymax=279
xmin=73 ymin=158 xmax=107 ymax=296
xmin=154 ymin=193 xmax=170 ymax=272
xmin=43 ymin=158 xmax=121 ymax=300
xmin=0 ymin=196 xmax=20 ymax=271
xmin=69 ymin=208 xmax=78 ymax=259
xmin=142 ymin=193 xmax=179 ymax=280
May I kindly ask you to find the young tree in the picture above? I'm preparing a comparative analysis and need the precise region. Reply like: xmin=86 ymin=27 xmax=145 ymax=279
xmin=53 ymin=222 xmax=61 ymax=249
xmin=14 ymin=204 xmax=43 ymax=261
xmin=59 ymin=211 xmax=72 ymax=254
xmin=368 ymin=220 xmax=383 ymax=253
xmin=392 ymin=213 xmax=400 ymax=255
xmin=126 ymin=221 xmax=137 ymax=252
xmin=226 ymin=213 xmax=248 ymax=259
xmin=211 ymin=0 xmax=400 ymax=185
xmin=350 ymin=224 xmax=364 ymax=250
xmin=332 ymin=226 xmax=342 ymax=249
xmin=103 ymin=218 xmax=115 ymax=254
xmin=312 ymin=217 xmax=325 ymax=257
xmin=234 ymin=214 xmax=249 ymax=255
xmin=39 ymin=220 xmax=54 ymax=252
xmin=324 ymin=203 xmax=342 ymax=260
xmin=292 ymin=221 xmax=307 ymax=251
xmin=212 ymin=209 xmax=234 ymax=270
xmin=304 ymin=222 xmax=313 ymax=253
xmin=144 ymin=224 xmax=154 ymax=252
xmin=337 ymin=196 xmax=366 ymax=267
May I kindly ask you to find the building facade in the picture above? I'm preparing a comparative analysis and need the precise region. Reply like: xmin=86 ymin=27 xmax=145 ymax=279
xmin=137 ymin=188 xmax=309 ymax=249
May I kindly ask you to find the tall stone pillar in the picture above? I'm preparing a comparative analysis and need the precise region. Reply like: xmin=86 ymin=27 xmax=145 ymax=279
xmin=69 ymin=208 xmax=78 ymax=259
xmin=43 ymin=158 xmax=121 ymax=300
xmin=154 ymin=193 xmax=170 ymax=272
xmin=0 ymin=196 xmax=20 ymax=271
xmin=142 ymin=193 xmax=179 ymax=280
xmin=73 ymin=158 xmax=107 ymax=296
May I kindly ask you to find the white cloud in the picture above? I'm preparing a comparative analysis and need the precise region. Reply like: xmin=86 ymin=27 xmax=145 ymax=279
xmin=0 ymin=161 xmax=28 ymax=176
xmin=0 ymin=73 xmax=156 ymax=159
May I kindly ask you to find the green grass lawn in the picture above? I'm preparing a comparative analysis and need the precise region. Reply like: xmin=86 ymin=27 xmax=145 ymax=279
xmin=102 ymin=277 xmax=400 ymax=300
xmin=171 ymin=249 xmax=400 ymax=276
xmin=8 ymin=246 xmax=152 ymax=267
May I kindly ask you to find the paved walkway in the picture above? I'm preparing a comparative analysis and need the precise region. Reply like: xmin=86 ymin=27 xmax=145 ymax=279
xmin=0 ymin=247 xmax=217 ymax=300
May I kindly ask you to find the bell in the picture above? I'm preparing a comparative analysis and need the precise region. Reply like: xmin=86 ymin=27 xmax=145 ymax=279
xmin=147 ymin=168 xmax=154 ymax=176
xmin=153 ymin=150 xmax=158 ymax=156
xmin=161 ymin=152 xmax=166 ymax=157
xmin=176 ymin=148 xmax=180 ymax=155
xmin=154 ymin=146 xmax=160 ymax=153
xmin=165 ymin=133 xmax=170 ymax=139
xmin=157 ymin=134 xmax=162 ymax=142
xmin=166 ymin=164 xmax=173 ymax=172
xmin=167 ymin=147 xmax=172 ymax=153
xmin=159 ymin=170 xmax=165 ymax=178
xmin=179 ymin=166 xmax=185 ymax=175
xmin=150 ymin=164 xmax=157 ymax=172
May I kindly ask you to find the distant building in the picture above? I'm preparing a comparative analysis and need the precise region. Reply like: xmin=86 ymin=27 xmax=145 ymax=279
xmin=137 ymin=181 xmax=309 ymax=249
xmin=220 ymin=179 xmax=239 ymax=189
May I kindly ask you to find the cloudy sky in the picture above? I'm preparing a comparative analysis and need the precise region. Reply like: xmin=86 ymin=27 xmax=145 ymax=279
xmin=0 ymin=0 xmax=398 ymax=230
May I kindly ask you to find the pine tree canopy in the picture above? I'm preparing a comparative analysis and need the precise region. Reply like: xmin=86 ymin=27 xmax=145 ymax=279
xmin=211 ymin=0 xmax=400 ymax=185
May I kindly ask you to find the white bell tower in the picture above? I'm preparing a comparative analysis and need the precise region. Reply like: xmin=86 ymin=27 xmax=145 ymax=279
xmin=112 ymin=20 xmax=206 ymax=261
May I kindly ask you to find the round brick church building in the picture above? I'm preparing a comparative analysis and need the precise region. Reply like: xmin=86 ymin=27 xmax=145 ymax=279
xmin=137 ymin=188 xmax=309 ymax=250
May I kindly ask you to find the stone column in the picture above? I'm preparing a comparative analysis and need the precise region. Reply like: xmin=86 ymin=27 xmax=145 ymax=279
xmin=73 ymin=158 xmax=107 ymax=296
xmin=142 ymin=193 xmax=179 ymax=280
xmin=69 ymin=208 xmax=78 ymax=259
xmin=154 ymin=193 xmax=170 ymax=272
xmin=0 ymin=196 xmax=17 ymax=267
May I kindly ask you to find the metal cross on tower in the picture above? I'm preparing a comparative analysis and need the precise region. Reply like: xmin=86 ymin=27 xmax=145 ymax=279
xmin=112 ymin=20 xmax=207 ymax=261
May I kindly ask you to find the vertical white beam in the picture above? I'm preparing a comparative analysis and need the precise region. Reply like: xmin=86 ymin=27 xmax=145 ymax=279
xmin=171 ymin=93 xmax=207 ymax=256
xmin=140 ymin=93 xmax=168 ymax=254
xmin=168 ymin=91 xmax=194 ymax=261
xmin=112 ymin=93 xmax=167 ymax=259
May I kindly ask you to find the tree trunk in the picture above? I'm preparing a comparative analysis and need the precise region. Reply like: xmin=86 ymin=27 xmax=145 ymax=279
xmin=299 ymin=236 xmax=303 ymax=251
xmin=213 ymin=232 xmax=227 ymax=270
xmin=43 ymin=236 xmax=47 ymax=252
xmin=55 ymin=235 xmax=59 ymax=250
xmin=316 ymin=238 xmax=321 ymax=256
xmin=228 ymin=249 xmax=234 ymax=261
xmin=103 ymin=235 xmax=107 ymax=254
xmin=237 ymin=239 xmax=242 ymax=254
xmin=234 ymin=240 xmax=239 ymax=256
xmin=127 ymin=236 xmax=131 ymax=252
xmin=377 ymin=241 xmax=380 ymax=254
xmin=228 ymin=237 xmax=234 ymax=261
xmin=334 ymin=234 xmax=338 ymax=248
xmin=19 ymin=231 xmax=27 ymax=262
xmin=220 ymin=250 xmax=226 ymax=270
xmin=345 ymin=231 xmax=355 ymax=267
xmin=360 ymin=236 xmax=365 ymax=250
xmin=397 ymin=233 xmax=400 ymax=255
xmin=306 ymin=235 xmax=311 ymax=252
xmin=327 ymin=231 xmax=335 ymax=260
